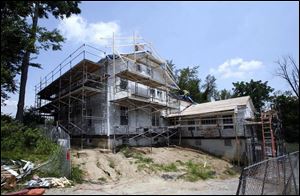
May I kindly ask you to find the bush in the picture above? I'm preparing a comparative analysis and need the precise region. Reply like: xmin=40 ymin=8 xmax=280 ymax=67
xmin=1 ymin=119 xmax=58 ymax=162
xmin=182 ymin=161 xmax=215 ymax=181
xmin=70 ymin=165 xmax=84 ymax=184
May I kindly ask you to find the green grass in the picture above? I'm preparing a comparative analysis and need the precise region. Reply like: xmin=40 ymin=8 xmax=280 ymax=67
xmin=70 ymin=165 xmax=84 ymax=184
xmin=120 ymin=147 xmax=216 ymax=181
xmin=181 ymin=160 xmax=215 ymax=182
xmin=154 ymin=163 xmax=178 ymax=172
xmin=1 ymin=150 xmax=50 ymax=163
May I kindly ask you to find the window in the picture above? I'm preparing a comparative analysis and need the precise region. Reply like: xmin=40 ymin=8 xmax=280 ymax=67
xmin=157 ymin=90 xmax=162 ymax=100
xmin=223 ymin=115 xmax=233 ymax=124
xmin=137 ymin=64 xmax=141 ymax=72
xmin=152 ymin=109 xmax=160 ymax=126
xmin=188 ymin=120 xmax=195 ymax=131
xmin=201 ymin=118 xmax=217 ymax=125
xmin=146 ymin=67 xmax=152 ymax=75
xmin=120 ymin=79 xmax=128 ymax=90
xmin=224 ymin=139 xmax=232 ymax=146
xmin=120 ymin=106 xmax=128 ymax=125
xmin=150 ymin=88 xmax=155 ymax=97
xmin=224 ymin=125 xmax=234 ymax=129
xmin=223 ymin=115 xmax=233 ymax=129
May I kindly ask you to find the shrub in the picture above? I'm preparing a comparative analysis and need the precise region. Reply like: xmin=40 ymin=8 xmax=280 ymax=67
xmin=70 ymin=165 xmax=84 ymax=184
xmin=1 ymin=119 xmax=59 ymax=162
xmin=182 ymin=161 xmax=215 ymax=181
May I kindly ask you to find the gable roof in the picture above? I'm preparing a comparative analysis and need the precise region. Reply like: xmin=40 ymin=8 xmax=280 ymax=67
xmin=168 ymin=96 xmax=255 ymax=117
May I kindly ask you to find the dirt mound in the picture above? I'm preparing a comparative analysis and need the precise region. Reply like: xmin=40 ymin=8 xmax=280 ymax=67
xmin=72 ymin=146 xmax=238 ymax=184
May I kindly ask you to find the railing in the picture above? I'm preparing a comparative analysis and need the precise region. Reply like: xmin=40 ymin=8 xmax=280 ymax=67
xmin=35 ymin=44 xmax=105 ymax=99
xmin=236 ymin=151 xmax=299 ymax=195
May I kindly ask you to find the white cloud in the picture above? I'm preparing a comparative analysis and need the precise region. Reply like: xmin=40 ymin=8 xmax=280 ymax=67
xmin=210 ymin=58 xmax=264 ymax=79
xmin=58 ymin=15 xmax=120 ymax=46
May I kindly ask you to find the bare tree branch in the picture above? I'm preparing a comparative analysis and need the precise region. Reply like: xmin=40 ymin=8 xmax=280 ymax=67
xmin=275 ymin=56 xmax=299 ymax=98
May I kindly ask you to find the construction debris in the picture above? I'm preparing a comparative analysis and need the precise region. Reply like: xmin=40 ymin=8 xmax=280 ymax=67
xmin=25 ymin=177 xmax=72 ymax=188
xmin=1 ymin=159 xmax=34 ymax=180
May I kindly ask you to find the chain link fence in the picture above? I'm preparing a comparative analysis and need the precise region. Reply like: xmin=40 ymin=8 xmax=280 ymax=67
xmin=237 ymin=151 xmax=299 ymax=195
xmin=38 ymin=125 xmax=71 ymax=178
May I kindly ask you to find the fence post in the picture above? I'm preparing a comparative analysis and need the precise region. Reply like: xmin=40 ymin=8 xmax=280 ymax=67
xmin=261 ymin=160 xmax=269 ymax=195
xmin=287 ymin=153 xmax=298 ymax=195
xmin=236 ymin=168 xmax=244 ymax=195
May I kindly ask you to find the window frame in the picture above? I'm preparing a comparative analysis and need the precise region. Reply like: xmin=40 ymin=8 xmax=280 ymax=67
xmin=224 ymin=139 xmax=232 ymax=146
xmin=120 ymin=106 xmax=128 ymax=125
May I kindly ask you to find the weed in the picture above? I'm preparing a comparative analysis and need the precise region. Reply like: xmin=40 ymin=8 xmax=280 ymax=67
xmin=108 ymin=159 xmax=115 ymax=168
xmin=182 ymin=160 xmax=215 ymax=182
xmin=223 ymin=167 xmax=237 ymax=176
xmin=96 ymin=161 xmax=101 ymax=168
xmin=70 ymin=165 xmax=84 ymax=184
xmin=98 ymin=177 xmax=107 ymax=183
xmin=156 ymin=163 xmax=178 ymax=172
xmin=175 ymin=160 xmax=184 ymax=165
xmin=134 ymin=154 xmax=153 ymax=164
xmin=116 ymin=169 xmax=121 ymax=175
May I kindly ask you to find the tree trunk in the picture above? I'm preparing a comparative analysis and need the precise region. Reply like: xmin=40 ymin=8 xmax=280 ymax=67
xmin=15 ymin=3 xmax=39 ymax=122
xmin=16 ymin=52 xmax=30 ymax=122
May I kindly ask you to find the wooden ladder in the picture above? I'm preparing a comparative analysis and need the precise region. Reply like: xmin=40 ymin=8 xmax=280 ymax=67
xmin=261 ymin=112 xmax=276 ymax=158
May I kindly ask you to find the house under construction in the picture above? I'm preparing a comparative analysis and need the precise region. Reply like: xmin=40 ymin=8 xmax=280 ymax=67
xmin=36 ymin=36 xmax=284 ymax=165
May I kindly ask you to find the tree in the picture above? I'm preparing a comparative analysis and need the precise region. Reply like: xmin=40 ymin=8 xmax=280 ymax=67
xmin=275 ymin=56 xmax=299 ymax=98
xmin=166 ymin=59 xmax=175 ymax=73
xmin=14 ymin=1 xmax=81 ymax=122
xmin=232 ymin=79 xmax=274 ymax=113
xmin=1 ymin=1 xmax=30 ymax=105
xmin=200 ymin=74 xmax=217 ymax=102
xmin=271 ymin=91 xmax=299 ymax=142
xmin=176 ymin=66 xmax=202 ymax=102
xmin=214 ymin=89 xmax=232 ymax=101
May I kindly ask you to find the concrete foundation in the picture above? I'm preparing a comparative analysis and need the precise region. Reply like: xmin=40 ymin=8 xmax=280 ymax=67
xmin=172 ymin=138 xmax=247 ymax=162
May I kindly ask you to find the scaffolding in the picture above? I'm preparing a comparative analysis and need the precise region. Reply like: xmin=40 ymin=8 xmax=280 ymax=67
xmin=35 ymin=44 xmax=108 ymax=147
xmin=35 ymin=34 xmax=181 ymax=149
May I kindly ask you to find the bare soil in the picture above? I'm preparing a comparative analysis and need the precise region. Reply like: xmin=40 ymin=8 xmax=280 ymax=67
xmin=45 ymin=146 xmax=240 ymax=195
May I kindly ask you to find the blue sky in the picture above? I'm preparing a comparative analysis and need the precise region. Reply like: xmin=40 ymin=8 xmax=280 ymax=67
xmin=2 ymin=1 xmax=299 ymax=115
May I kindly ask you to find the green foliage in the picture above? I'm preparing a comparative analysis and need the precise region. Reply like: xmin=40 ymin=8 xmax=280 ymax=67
xmin=1 ymin=117 xmax=58 ymax=162
xmin=272 ymin=91 xmax=299 ymax=142
xmin=182 ymin=161 xmax=215 ymax=181
xmin=201 ymin=74 xmax=217 ymax=102
xmin=1 ymin=2 xmax=29 ymax=104
xmin=155 ymin=163 xmax=178 ymax=172
xmin=23 ymin=106 xmax=45 ymax=127
xmin=1 ymin=1 xmax=81 ymax=121
xmin=232 ymin=79 xmax=274 ymax=113
xmin=167 ymin=62 xmax=218 ymax=103
xmin=214 ymin=89 xmax=233 ymax=101
xmin=70 ymin=165 xmax=84 ymax=184
xmin=0 ymin=113 xmax=14 ymax=123
xmin=176 ymin=66 xmax=202 ymax=102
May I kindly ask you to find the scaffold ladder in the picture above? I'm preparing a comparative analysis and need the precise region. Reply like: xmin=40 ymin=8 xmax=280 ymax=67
xmin=261 ymin=112 xmax=276 ymax=158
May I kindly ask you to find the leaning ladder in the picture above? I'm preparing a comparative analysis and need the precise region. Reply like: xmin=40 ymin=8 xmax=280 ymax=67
xmin=261 ymin=112 xmax=276 ymax=158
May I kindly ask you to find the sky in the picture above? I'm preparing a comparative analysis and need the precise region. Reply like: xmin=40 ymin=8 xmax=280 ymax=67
xmin=2 ymin=1 xmax=299 ymax=115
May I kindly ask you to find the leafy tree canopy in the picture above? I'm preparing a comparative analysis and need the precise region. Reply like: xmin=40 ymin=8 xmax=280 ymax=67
xmin=232 ymin=79 xmax=274 ymax=113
